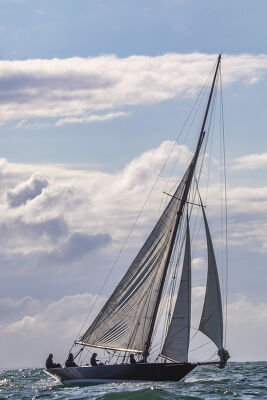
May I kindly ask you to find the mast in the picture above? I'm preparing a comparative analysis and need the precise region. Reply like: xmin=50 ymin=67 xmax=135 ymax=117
xmin=143 ymin=54 xmax=222 ymax=360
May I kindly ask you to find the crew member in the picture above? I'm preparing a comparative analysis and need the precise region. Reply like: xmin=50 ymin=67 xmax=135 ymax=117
xmin=46 ymin=354 xmax=61 ymax=369
xmin=129 ymin=354 xmax=136 ymax=364
xmin=90 ymin=353 xmax=99 ymax=366
xmin=65 ymin=353 xmax=77 ymax=367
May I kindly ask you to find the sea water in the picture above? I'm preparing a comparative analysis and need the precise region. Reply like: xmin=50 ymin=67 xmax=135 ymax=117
xmin=0 ymin=362 xmax=266 ymax=399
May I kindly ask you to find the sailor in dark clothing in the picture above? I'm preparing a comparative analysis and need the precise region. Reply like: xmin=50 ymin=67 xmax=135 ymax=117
xmin=129 ymin=354 xmax=136 ymax=364
xmin=65 ymin=353 xmax=77 ymax=367
xmin=46 ymin=354 xmax=62 ymax=369
xmin=90 ymin=353 xmax=98 ymax=366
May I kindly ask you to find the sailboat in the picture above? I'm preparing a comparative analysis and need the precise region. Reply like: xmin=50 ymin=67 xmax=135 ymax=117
xmin=45 ymin=54 xmax=230 ymax=385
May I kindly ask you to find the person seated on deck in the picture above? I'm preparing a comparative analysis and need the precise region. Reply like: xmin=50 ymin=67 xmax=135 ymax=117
xmin=129 ymin=354 xmax=136 ymax=364
xmin=65 ymin=353 xmax=77 ymax=368
xmin=46 ymin=354 xmax=62 ymax=369
xmin=90 ymin=353 xmax=99 ymax=366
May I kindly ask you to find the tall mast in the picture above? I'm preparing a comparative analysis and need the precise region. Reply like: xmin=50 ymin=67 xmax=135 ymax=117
xmin=143 ymin=54 xmax=221 ymax=360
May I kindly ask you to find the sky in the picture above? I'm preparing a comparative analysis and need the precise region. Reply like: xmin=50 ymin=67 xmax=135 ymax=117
xmin=0 ymin=0 xmax=267 ymax=368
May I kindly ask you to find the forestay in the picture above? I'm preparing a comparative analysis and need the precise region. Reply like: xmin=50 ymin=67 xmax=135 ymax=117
xmin=199 ymin=206 xmax=223 ymax=350
xmin=78 ymin=166 xmax=191 ymax=354
xmin=160 ymin=214 xmax=191 ymax=362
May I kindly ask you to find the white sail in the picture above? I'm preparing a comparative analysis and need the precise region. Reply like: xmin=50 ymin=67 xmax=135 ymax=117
xmin=78 ymin=166 xmax=192 ymax=353
xmin=199 ymin=206 xmax=223 ymax=349
xmin=160 ymin=215 xmax=191 ymax=362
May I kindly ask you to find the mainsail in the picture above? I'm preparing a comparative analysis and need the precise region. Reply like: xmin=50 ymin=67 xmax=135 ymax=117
xmin=199 ymin=206 xmax=223 ymax=350
xmin=160 ymin=214 xmax=191 ymax=362
xmin=78 ymin=166 xmax=192 ymax=353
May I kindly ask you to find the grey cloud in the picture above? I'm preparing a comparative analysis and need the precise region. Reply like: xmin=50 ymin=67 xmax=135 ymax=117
xmin=7 ymin=173 xmax=49 ymax=207
xmin=0 ymin=231 xmax=111 ymax=278
xmin=0 ymin=71 xmax=115 ymax=102
xmin=46 ymin=232 xmax=111 ymax=264
xmin=0 ymin=296 xmax=43 ymax=323
xmin=0 ymin=216 xmax=68 ymax=243
xmin=0 ymin=293 xmax=105 ymax=368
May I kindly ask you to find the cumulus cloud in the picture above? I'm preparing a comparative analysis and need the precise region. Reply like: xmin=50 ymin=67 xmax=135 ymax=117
xmin=1 ymin=53 xmax=267 ymax=124
xmin=0 ymin=164 xmax=113 ymax=259
xmin=227 ymin=296 xmax=267 ymax=361
xmin=0 ymin=290 xmax=265 ymax=368
xmin=45 ymin=232 xmax=111 ymax=264
xmin=232 ymin=152 xmax=267 ymax=170
xmin=0 ymin=145 xmax=267 ymax=367
xmin=0 ymin=143 xmax=267 ymax=365
xmin=1 ymin=142 xmax=267 ymax=261
xmin=0 ymin=296 xmax=43 ymax=324
xmin=3 ymin=293 xmax=102 ymax=337
xmin=0 ymin=216 xmax=68 ymax=248
xmin=7 ymin=173 xmax=49 ymax=207
xmin=0 ymin=293 xmax=105 ymax=368
xmin=192 ymin=257 xmax=206 ymax=271
xmin=117 ymin=142 xmax=192 ymax=191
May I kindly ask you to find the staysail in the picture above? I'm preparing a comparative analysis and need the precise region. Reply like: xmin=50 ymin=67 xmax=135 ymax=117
xmin=199 ymin=206 xmax=223 ymax=349
xmin=160 ymin=214 xmax=191 ymax=362
xmin=77 ymin=166 xmax=192 ymax=353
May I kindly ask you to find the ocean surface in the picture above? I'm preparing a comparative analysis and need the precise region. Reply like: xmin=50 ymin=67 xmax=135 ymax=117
xmin=0 ymin=362 xmax=266 ymax=399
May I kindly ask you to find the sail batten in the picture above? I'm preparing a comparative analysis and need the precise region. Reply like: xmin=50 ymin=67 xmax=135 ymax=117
xmin=160 ymin=215 xmax=191 ymax=362
xmin=199 ymin=206 xmax=223 ymax=350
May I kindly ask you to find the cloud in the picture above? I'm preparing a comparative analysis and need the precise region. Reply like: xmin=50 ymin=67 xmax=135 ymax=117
xmin=6 ymin=173 xmax=49 ymax=207
xmin=0 ymin=293 xmax=105 ymax=368
xmin=0 ymin=216 xmax=69 ymax=249
xmin=227 ymin=296 xmax=267 ymax=361
xmin=45 ymin=232 xmax=111 ymax=264
xmin=15 ymin=119 xmax=51 ymax=129
xmin=0 ymin=144 xmax=267 ymax=365
xmin=0 ymin=165 xmax=113 ymax=260
xmin=0 ymin=296 xmax=43 ymax=324
xmin=192 ymin=257 xmax=205 ymax=271
xmin=1 ymin=53 xmax=267 ymax=124
xmin=0 ymin=291 xmax=265 ymax=368
xmin=117 ymin=141 xmax=192 ymax=190
xmin=55 ymin=111 xmax=129 ymax=126
xmin=1 ymin=143 xmax=267 ymax=260
xmin=2 ymin=143 xmax=267 ymax=264
xmin=232 ymin=152 xmax=267 ymax=170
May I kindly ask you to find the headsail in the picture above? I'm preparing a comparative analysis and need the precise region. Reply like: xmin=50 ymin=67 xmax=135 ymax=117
xmin=199 ymin=206 xmax=223 ymax=350
xmin=160 ymin=214 xmax=191 ymax=362
xmin=77 ymin=166 xmax=192 ymax=354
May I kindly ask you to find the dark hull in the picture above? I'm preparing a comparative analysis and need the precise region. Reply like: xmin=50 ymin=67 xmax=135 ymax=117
xmin=45 ymin=362 xmax=197 ymax=386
